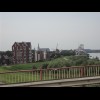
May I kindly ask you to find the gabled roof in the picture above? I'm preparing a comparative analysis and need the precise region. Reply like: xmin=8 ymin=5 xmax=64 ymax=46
xmin=13 ymin=42 xmax=31 ymax=47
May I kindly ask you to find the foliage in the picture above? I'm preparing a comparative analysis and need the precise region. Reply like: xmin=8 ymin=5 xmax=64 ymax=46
xmin=42 ymin=63 xmax=49 ymax=69
xmin=60 ymin=50 xmax=76 ymax=56
xmin=0 ymin=55 xmax=100 ymax=71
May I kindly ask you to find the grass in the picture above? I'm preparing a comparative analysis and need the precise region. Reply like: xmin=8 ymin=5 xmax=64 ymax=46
xmin=0 ymin=66 xmax=84 ymax=84
xmin=0 ymin=71 xmax=62 ymax=84
xmin=0 ymin=72 xmax=40 ymax=84
xmin=0 ymin=67 xmax=10 ymax=72
xmin=1 ymin=67 xmax=100 ymax=84
xmin=0 ymin=55 xmax=100 ymax=84
xmin=0 ymin=62 xmax=42 ymax=71
xmin=0 ymin=55 xmax=100 ymax=72
xmin=0 ymin=57 xmax=66 ymax=71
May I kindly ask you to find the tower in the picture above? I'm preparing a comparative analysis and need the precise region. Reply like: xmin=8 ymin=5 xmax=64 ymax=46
xmin=37 ymin=43 xmax=40 ymax=51
xmin=37 ymin=43 xmax=40 ymax=61
xmin=44 ymin=50 xmax=47 ymax=60
xmin=34 ymin=47 xmax=38 ymax=62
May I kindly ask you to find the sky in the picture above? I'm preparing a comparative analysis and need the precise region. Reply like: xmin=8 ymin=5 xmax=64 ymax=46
xmin=0 ymin=12 xmax=100 ymax=51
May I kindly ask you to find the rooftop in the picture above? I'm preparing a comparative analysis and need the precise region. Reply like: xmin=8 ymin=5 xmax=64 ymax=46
xmin=39 ymin=48 xmax=50 ymax=52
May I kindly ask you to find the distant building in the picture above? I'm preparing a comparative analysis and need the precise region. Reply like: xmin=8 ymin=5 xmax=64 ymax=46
xmin=35 ymin=44 xmax=50 ymax=62
xmin=75 ymin=44 xmax=87 ymax=55
xmin=0 ymin=55 xmax=1 ymax=59
xmin=0 ymin=55 xmax=10 ymax=65
xmin=12 ymin=42 xmax=32 ymax=64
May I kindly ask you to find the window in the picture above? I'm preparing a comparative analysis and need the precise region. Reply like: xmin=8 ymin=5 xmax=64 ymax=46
xmin=29 ymin=48 xmax=31 ymax=50
xmin=12 ymin=46 xmax=14 ymax=50
xmin=24 ymin=56 xmax=26 ymax=58
xmin=23 ymin=46 xmax=26 ymax=50
xmin=20 ymin=49 xmax=23 ymax=52
xmin=17 ymin=46 xmax=19 ymax=50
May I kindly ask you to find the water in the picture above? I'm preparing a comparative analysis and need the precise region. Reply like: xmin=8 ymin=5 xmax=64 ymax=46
xmin=88 ymin=53 xmax=100 ymax=59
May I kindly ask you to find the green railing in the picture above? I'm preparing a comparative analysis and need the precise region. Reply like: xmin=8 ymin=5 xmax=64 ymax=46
xmin=0 ymin=65 xmax=100 ymax=84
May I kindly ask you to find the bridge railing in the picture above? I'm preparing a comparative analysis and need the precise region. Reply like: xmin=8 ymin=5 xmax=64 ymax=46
xmin=0 ymin=65 xmax=100 ymax=84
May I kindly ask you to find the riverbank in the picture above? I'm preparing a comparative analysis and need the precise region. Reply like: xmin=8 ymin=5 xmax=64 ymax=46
xmin=88 ymin=53 xmax=100 ymax=59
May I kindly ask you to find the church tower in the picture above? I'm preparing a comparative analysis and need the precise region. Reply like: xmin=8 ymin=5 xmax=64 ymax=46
xmin=37 ymin=43 xmax=40 ymax=61
xmin=34 ymin=47 xmax=37 ymax=62
xmin=37 ymin=43 xmax=40 ymax=51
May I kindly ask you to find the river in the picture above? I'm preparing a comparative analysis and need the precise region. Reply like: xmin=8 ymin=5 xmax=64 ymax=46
xmin=88 ymin=53 xmax=100 ymax=59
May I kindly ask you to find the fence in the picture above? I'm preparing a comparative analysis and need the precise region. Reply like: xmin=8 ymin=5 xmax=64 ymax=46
xmin=0 ymin=65 xmax=100 ymax=84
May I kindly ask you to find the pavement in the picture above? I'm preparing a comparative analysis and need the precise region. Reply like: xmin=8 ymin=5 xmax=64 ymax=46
xmin=0 ymin=82 xmax=5 ymax=85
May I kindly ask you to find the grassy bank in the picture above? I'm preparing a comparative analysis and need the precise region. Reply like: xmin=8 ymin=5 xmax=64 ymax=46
xmin=0 ymin=55 xmax=100 ymax=72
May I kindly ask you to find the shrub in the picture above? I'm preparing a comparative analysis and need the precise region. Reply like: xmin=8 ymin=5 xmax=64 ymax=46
xmin=42 ymin=63 xmax=49 ymax=69
xmin=64 ymin=61 xmax=71 ymax=67
xmin=87 ymin=60 xmax=95 ymax=65
xmin=81 ymin=61 xmax=88 ymax=66
xmin=32 ymin=65 xmax=37 ymax=69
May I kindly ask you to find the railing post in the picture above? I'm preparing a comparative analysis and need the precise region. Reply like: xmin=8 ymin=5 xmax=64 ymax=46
xmin=40 ymin=67 xmax=42 ymax=81
xmin=47 ymin=67 xmax=49 ymax=80
xmin=80 ymin=67 xmax=84 ymax=77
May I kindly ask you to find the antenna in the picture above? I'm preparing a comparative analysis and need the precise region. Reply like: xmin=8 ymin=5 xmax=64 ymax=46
xmin=56 ymin=43 xmax=58 ymax=50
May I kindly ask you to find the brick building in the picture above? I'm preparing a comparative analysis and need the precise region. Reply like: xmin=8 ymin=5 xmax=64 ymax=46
xmin=12 ymin=42 xmax=32 ymax=64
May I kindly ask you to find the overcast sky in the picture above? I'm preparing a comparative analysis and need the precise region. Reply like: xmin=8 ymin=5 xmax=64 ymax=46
xmin=0 ymin=12 xmax=100 ymax=51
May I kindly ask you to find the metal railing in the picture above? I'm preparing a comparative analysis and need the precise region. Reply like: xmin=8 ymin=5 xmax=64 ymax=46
xmin=0 ymin=65 xmax=100 ymax=84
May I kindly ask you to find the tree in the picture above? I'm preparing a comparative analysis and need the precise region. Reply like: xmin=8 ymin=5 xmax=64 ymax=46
xmin=0 ymin=51 xmax=13 ymax=65
xmin=5 ymin=51 xmax=12 ymax=57
xmin=60 ymin=50 xmax=76 ymax=56
xmin=95 ymin=56 xmax=99 ymax=61
xmin=0 ymin=58 xmax=2 ymax=66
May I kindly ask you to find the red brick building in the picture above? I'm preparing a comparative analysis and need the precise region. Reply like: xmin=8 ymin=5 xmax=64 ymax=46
xmin=12 ymin=42 xmax=32 ymax=64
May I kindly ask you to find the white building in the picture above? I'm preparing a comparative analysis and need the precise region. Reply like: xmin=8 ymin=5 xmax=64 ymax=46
xmin=34 ymin=44 xmax=50 ymax=62
xmin=75 ymin=44 xmax=87 ymax=55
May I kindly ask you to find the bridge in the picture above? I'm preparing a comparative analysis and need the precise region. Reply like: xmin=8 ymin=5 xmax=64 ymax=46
xmin=0 ymin=65 xmax=100 ymax=87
